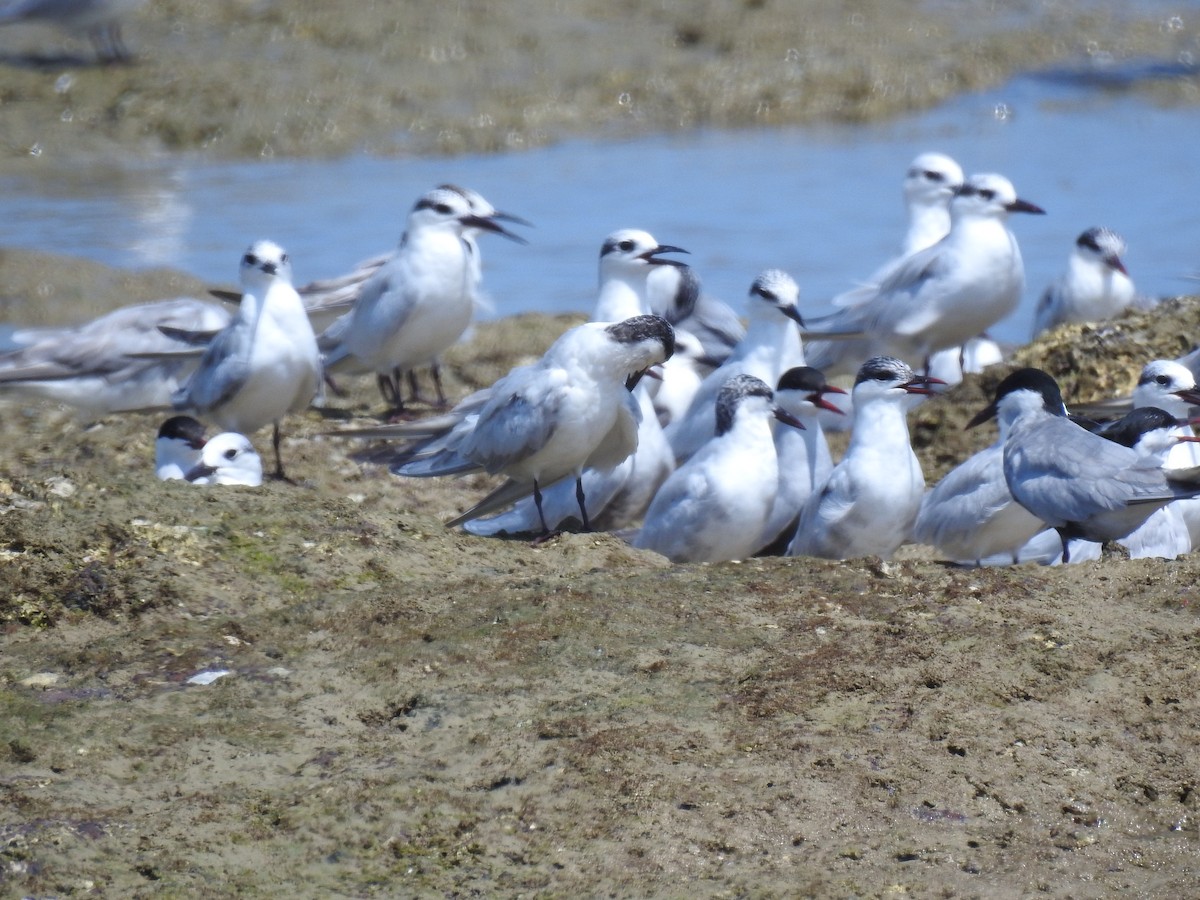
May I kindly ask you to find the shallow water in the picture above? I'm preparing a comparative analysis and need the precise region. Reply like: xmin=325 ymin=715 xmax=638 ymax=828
xmin=0 ymin=69 xmax=1196 ymax=348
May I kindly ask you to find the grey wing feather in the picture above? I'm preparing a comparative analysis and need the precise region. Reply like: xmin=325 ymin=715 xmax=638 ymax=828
xmin=175 ymin=326 xmax=249 ymax=411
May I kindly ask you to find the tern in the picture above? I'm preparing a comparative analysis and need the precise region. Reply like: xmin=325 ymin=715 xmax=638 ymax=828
xmin=1032 ymin=227 xmax=1138 ymax=339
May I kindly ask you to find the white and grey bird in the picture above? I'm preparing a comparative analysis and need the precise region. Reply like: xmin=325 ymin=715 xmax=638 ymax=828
xmin=914 ymin=372 xmax=1063 ymax=566
xmin=0 ymin=0 xmax=144 ymax=61
xmin=0 ymin=297 xmax=231 ymax=417
xmin=155 ymin=415 xmax=208 ymax=481
xmin=633 ymin=375 xmax=802 ymax=563
xmin=788 ymin=357 xmax=941 ymax=560
xmin=665 ymin=269 xmax=808 ymax=463
xmin=379 ymin=315 xmax=675 ymax=534
xmin=1092 ymin=406 xmax=1200 ymax=560
xmin=644 ymin=258 xmax=744 ymax=367
xmin=318 ymin=186 xmax=527 ymax=415
xmin=183 ymin=432 xmax=264 ymax=487
xmin=1032 ymin=227 xmax=1138 ymax=339
xmin=972 ymin=367 xmax=1200 ymax=563
xmin=757 ymin=366 xmax=845 ymax=555
xmin=807 ymin=173 xmax=1044 ymax=378
xmin=172 ymin=240 xmax=320 ymax=481
xmin=833 ymin=151 xmax=965 ymax=310
xmin=462 ymin=231 xmax=685 ymax=536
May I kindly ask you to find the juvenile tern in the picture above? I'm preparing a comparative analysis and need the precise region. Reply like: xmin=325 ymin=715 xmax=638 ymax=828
xmin=787 ymin=357 xmax=942 ymax=560
xmin=972 ymin=367 xmax=1200 ymax=563
xmin=1032 ymin=227 xmax=1137 ymax=339
xmin=184 ymin=432 xmax=264 ymax=487
xmin=633 ymin=375 xmax=802 ymax=563
xmin=318 ymin=186 xmax=527 ymax=415
xmin=807 ymin=173 xmax=1044 ymax=377
xmin=0 ymin=297 xmax=231 ymax=416
xmin=384 ymin=315 xmax=676 ymax=534
xmin=172 ymin=240 xmax=320 ymax=481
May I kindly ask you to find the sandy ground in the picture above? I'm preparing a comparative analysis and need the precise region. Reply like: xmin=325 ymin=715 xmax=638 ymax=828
xmin=3 ymin=1 xmax=1200 ymax=896
xmin=2 ymin=250 xmax=1200 ymax=895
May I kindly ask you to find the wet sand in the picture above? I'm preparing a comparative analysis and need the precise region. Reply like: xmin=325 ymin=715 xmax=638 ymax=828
xmin=3 ymin=2 xmax=1200 ymax=895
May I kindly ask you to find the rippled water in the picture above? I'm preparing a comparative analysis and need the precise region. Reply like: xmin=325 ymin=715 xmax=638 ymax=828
xmin=0 ymin=68 xmax=1197 ymax=348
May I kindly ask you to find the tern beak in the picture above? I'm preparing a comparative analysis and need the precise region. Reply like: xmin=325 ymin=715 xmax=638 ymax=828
xmin=902 ymin=375 xmax=947 ymax=396
xmin=1174 ymin=388 xmax=1200 ymax=407
xmin=966 ymin=400 xmax=998 ymax=429
xmin=184 ymin=462 xmax=217 ymax=483
xmin=780 ymin=305 xmax=807 ymax=328
xmin=774 ymin=407 xmax=806 ymax=430
xmin=810 ymin=385 xmax=848 ymax=414
xmin=1105 ymin=254 xmax=1128 ymax=276
xmin=1005 ymin=198 xmax=1045 ymax=215
xmin=641 ymin=244 xmax=689 ymax=267
xmin=461 ymin=213 xmax=529 ymax=244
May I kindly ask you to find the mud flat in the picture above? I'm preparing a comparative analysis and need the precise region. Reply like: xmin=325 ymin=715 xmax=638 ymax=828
xmin=2 ymin=250 xmax=1200 ymax=895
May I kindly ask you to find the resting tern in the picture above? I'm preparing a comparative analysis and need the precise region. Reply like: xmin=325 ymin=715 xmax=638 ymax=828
xmin=1032 ymin=227 xmax=1137 ymax=339
xmin=807 ymin=173 xmax=1044 ymax=377
xmin=633 ymin=375 xmax=802 ymax=563
xmin=787 ymin=357 xmax=942 ymax=560
xmin=183 ymin=432 xmax=264 ymax=487
xmin=318 ymin=186 xmax=527 ymax=415
xmin=972 ymin=367 xmax=1200 ymax=563
xmin=665 ymin=269 xmax=808 ymax=463
xmin=757 ymin=366 xmax=844 ymax=555
xmin=0 ymin=297 xmax=231 ymax=416
xmin=379 ymin=315 xmax=675 ymax=534
xmin=172 ymin=240 xmax=320 ymax=481
xmin=461 ymin=231 xmax=684 ymax=536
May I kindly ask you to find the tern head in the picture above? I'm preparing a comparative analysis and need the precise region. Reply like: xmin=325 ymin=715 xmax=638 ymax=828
xmin=184 ymin=433 xmax=264 ymax=487
xmin=853 ymin=356 xmax=944 ymax=400
xmin=1135 ymin=359 xmax=1200 ymax=409
xmin=435 ymin=183 xmax=531 ymax=243
xmin=239 ymin=240 xmax=292 ymax=289
xmin=747 ymin=269 xmax=804 ymax=327
xmin=410 ymin=186 xmax=527 ymax=243
xmin=775 ymin=366 xmax=847 ymax=415
xmin=903 ymin=152 xmax=964 ymax=207
xmin=967 ymin=367 xmax=1067 ymax=429
xmin=1074 ymin=226 xmax=1128 ymax=276
xmin=1096 ymin=406 xmax=1192 ymax=454
xmin=713 ymin=374 xmax=803 ymax=436
xmin=603 ymin=314 xmax=676 ymax=389
xmin=157 ymin=415 xmax=207 ymax=451
xmin=952 ymin=173 xmax=1045 ymax=220
xmin=599 ymin=229 xmax=689 ymax=277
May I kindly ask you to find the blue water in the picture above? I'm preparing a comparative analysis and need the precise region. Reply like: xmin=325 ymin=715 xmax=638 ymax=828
xmin=0 ymin=69 xmax=1197 ymax=348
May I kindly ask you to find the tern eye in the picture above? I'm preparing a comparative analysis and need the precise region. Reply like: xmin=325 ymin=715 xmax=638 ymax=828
xmin=618 ymin=240 xmax=635 ymax=252
xmin=753 ymin=287 xmax=777 ymax=302
xmin=924 ymin=169 xmax=945 ymax=182
xmin=434 ymin=202 xmax=453 ymax=214
xmin=280 ymin=253 xmax=289 ymax=265
xmin=224 ymin=448 xmax=238 ymax=460
xmin=243 ymin=253 xmax=257 ymax=266
xmin=979 ymin=189 xmax=996 ymax=201
xmin=1156 ymin=375 xmax=1172 ymax=386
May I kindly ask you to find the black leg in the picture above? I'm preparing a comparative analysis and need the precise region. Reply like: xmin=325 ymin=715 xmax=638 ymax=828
xmin=271 ymin=422 xmax=286 ymax=481
xmin=533 ymin=480 xmax=548 ymax=534
xmin=430 ymin=360 xmax=447 ymax=408
xmin=376 ymin=373 xmax=403 ymax=414
xmin=575 ymin=477 xmax=591 ymax=531
xmin=1057 ymin=529 xmax=1070 ymax=564
xmin=406 ymin=369 xmax=421 ymax=405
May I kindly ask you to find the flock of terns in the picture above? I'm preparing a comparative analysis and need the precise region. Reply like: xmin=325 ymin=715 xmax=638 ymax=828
xmin=1 ymin=151 xmax=1196 ymax=569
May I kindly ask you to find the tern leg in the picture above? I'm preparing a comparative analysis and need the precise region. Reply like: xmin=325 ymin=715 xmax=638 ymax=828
xmin=430 ymin=360 xmax=447 ymax=408
xmin=533 ymin=480 xmax=548 ymax=533
xmin=1056 ymin=529 xmax=1070 ymax=564
xmin=376 ymin=373 xmax=405 ymax=416
xmin=268 ymin=422 xmax=295 ymax=483
xmin=405 ymin=369 xmax=422 ymax=405
xmin=575 ymin=477 xmax=592 ymax=532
